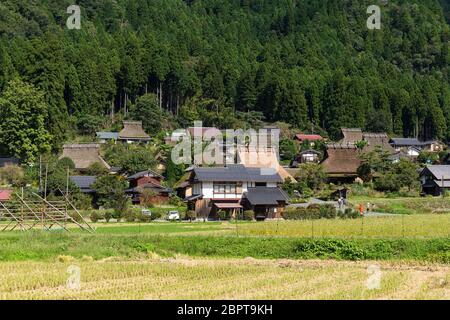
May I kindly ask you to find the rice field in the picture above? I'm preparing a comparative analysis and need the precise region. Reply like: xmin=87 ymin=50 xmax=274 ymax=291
xmin=236 ymin=214 xmax=450 ymax=238
xmin=0 ymin=257 xmax=448 ymax=300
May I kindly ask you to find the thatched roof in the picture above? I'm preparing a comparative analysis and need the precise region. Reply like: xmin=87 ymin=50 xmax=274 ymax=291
xmin=322 ymin=144 xmax=361 ymax=176
xmin=119 ymin=121 xmax=150 ymax=140
xmin=61 ymin=144 xmax=110 ymax=171
xmin=362 ymin=133 xmax=395 ymax=154
xmin=340 ymin=128 xmax=363 ymax=144
xmin=237 ymin=146 xmax=297 ymax=182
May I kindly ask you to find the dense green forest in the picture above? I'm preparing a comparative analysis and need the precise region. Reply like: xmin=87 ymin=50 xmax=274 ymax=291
xmin=0 ymin=0 xmax=450 ymax=162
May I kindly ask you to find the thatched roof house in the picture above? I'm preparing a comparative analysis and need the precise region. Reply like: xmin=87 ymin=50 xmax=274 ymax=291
xmin=340 ymin=128 xmax=363 ymax=144
xmin=61 ymin=144 xmax=110 ymax=171
xmin=321 ymin=144 xmax=361 ymax=182
xmin=362 ymin=133 xmax=395 ymax=154
xmin=118 ymin=121 xmax=150 ymax=143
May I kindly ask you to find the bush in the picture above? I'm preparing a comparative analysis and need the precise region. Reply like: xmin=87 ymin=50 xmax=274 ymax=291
xmin=90 ymin=211 xmax=103 ymax=223
xmin=338 ymin=208 xmax=360 ymax=219
xmin=112 ymin=210 xmax=123 ymax=222
xmin=185 ymin=210 xmax=196 ymax=221
xmin=124 ymin=210 xmax=136 ymax=222
xmin=68 ymin=211 xmax=84 ymax=223
xmin=218 ymin=210 xmax=230 ymax=221
xmin=104 ymin=210 xmax=113 ymax=223
xmin=150 ymin=211 xmax=162 ymax=221
xmin=242 ymin=210 xmax=255 ymax=221
xmin=136 ymin=212 xmax=152 ymax=223
xmin=319 ymin=205 xmax=337 ymax=219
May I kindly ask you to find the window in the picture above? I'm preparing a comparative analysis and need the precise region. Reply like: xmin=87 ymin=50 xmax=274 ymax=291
xmin=213 ymin=182 xmax=237 ymax=194
xmin=255 ymin=182 xmax=266 ymax=187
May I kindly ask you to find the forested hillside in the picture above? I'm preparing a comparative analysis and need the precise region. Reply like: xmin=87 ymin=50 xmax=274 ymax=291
xmin=0 ymin=0 xmax=450 ymax=161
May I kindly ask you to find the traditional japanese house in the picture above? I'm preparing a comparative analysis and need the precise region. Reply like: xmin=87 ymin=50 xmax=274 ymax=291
xmin=321 ymin=144 xmax=362 ymax=183
xmin=125 ymin=169 xmax=171 ymax=204
xmin=118 ymin=121 xmax=151 ymax=144
xmin=60 ymin=144 xmax=111 ymax=172
xmin=182 ymin=164 xmax=289 ymax=220
xmin=420 ymin=165 xmax=450 ymax=196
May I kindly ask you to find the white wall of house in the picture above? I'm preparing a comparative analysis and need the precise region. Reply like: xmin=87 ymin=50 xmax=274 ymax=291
xmin=267 ymin=182 xmax=277 ymax=188
xmin=202 ymin=182 xmax=214 ymax=198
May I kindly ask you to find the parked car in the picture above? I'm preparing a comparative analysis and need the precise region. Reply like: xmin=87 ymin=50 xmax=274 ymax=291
xmin=167 ymin=210 xmax=180 ymax=221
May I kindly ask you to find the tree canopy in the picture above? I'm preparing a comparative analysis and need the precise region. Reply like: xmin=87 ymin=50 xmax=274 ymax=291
xmin=0 ymin=0 xmax=450 ymax=162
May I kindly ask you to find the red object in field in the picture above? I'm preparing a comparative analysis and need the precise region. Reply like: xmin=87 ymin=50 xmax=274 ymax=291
xmin=359 ymin=204 xmax=364 ymax=216
xmin=0 ymin=189 xmax=13 ymax=202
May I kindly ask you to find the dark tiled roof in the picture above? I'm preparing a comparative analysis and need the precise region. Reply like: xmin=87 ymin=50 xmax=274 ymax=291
xmin=127 ymin=169 xmax=164 ymax=180
xmin=243 ymin=187 xmax=290 ymax=205
xmin=0 ymin=157 xmax=19 ymax=167
xmin=70 ymin=176 xmax=97 ymax=193
xmin=125 ymin=182 xmax=171 ymax=193
xmin=193 ymin=164 xmax=282 ymax=183
xmin=390 ymin=138 xmax=423 ymax=146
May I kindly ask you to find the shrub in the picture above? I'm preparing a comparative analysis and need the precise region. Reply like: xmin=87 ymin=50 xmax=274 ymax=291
xmin=104 ymin=210 xmax=113 ymax=223
xmin=136 ymin=212 xmax=152 ymax=223
xmin=242 ymin=210 xmax=255 ymax=221
xmin=319 ymin=205 xmax=337 ymax=219
xmin=68 ymin=211 xmax=84 ymax=223
xmin=150 ymin=211 xmax=162 ymax=221
xmin=90 ymin=211 xmax=103 ymax=223
xmin=338 ymin=208 xmax=360 ymax=219
xmin=185 ymin=210 xmax=196 ymax=221
xmin=218 ymin=210 xmax=230 ymax=221
xmin=124 ymin=210 xmax=136 ymax=222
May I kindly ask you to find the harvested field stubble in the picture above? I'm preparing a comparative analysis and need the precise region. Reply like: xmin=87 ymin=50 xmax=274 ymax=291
xmin=0 ymin=258 xmax=448 ymax=300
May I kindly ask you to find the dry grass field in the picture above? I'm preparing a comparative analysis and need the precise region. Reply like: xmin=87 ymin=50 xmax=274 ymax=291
xmin=0 ymin=256 xmax=448 ymax=300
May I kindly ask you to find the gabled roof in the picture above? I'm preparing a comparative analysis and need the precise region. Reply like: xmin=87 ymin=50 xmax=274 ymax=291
xmin=61 ymin=144 xmax=111 ymax=171
xmin=193 ymin=164 xmax=283 ymax=183
xmin=421 ymin=165 xmax=450 ymax=180
xmin=362 ymin=132 xmax=395 ymax=154
xmin=127 ymin=169 xmax=164 ymax=180
xmin=340 ymin=128 xmax=363 ymax=144
xmin=236 ymin=146 xmax=296 ymax=182
xmin=321 ymin=144 xmax=361 ymax=176
xmin=70 ymin=176 xmax=97 ymax=193
xmin=294 ymin=134 xmax=323 ymax=142
xmin=390 ymin=138 xmax=423 ymax=146
xmin=96 ymin=132 xmax=119 ymax=140
xmin=119 ymin=121 xmax=150 ymax=140
xmin=125 ymin=182 xmax=171 ymax=193
xmin=243 ymin=187 xmax=290 ymax=205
